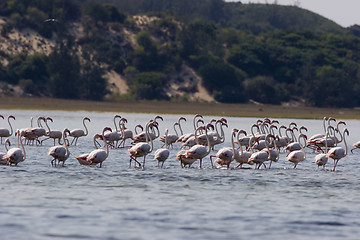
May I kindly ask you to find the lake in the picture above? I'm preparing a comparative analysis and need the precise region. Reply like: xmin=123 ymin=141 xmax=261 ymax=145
xmin=1 ymin=109 xmax=360 ymax=240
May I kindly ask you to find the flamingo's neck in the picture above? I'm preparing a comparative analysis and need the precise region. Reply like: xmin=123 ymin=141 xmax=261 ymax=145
xmin=83 ymin=119 xmax=89 ymax=136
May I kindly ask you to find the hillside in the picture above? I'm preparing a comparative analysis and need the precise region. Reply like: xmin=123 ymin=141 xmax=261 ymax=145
xmin=1 ymin=0 xmax=360 ymax=108
xmin=85 ymin=0 xmax=347 ymax=34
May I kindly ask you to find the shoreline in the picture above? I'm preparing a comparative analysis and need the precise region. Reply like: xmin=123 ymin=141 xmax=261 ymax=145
xmin=1 ymin=97 xmax=360 ymax=119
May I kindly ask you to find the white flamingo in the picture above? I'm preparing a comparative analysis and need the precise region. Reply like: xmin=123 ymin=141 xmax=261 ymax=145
xmin=69 ymin=117 xmax=91 ymax=145
xmin=6 ymin=129 xmax=26 ymax=166
xmin=128 ymin=121 xmax=154 ymax=168
xmin=154 ymin=128 xmax=170 ymax=168
xmin=326 ymin=128 xmax=349 ymax=171
xmin=48 ymin=129 xmax=71 ymax=167
xmin=0 ymin=115 xmax=15 ymax=144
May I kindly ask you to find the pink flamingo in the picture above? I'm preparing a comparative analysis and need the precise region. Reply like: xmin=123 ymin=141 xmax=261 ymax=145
xmin=234 ymin=130 xmax=253 ymax=168
xmin=0 ymin=115 xmax=15 ymax=144
xmin=6 ymin=129 xmax=26 ymax=166
xmin=211 ymin=128 xmax=238 ymax=169
xmin=69 ymin=117 xmax=91 ymax=145
xmin=75 ymin=134 xmax=102 ymax=165
xmin=185 ymin=123 xmax=213 ymax=168
xmin=285 ymin=133 xmax=308 ymax=152
xmin=314 ymin=126 xmax=329 ymax=169
xmin=154 ymin=128 xmax=170 ymax=168
xmin=0 ymin=138 xmax=11 ymax=165
xmin=177 ymin=114 xmax=204 ymax=143
xmin=128 ymin=121 xmax=154 ymax=168
xmin=326 ymin=128 xmax=349 ymax=171
xmin=285 ymin=134 xmax=306 ymax=169
xmin=351 ymin=140 xmax=360 ymax=153
xmin=85 ymin=127 xmax=111 ymax=168
xmin=48 ymin=129 xmax=71 ymax=167
xmin=41 ymin=117 xmax=62 ymax=145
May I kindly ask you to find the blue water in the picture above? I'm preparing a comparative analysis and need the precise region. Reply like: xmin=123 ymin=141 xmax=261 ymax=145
xmin=0 ymin=110 xmax=360 ymax=240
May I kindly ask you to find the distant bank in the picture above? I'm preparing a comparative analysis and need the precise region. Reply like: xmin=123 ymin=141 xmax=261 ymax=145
xmin=0 ymin=97 xmax=359 ymax=119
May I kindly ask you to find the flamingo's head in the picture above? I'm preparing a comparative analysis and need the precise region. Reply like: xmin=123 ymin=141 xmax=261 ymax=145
xmin=179 ymin=117 xmax=186 ymax=122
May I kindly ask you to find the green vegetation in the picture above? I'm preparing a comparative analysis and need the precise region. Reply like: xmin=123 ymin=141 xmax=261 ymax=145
xmin=0 ymin=0 xmax=360 ymax=107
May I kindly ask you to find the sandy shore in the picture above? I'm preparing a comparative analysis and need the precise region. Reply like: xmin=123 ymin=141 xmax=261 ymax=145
xmin=1 ymin=97 xmax=360 ymax=119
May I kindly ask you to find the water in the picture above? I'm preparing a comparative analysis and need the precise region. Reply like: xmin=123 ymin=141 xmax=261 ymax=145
xmin=1 ymin=110 xmax=360 ymax=240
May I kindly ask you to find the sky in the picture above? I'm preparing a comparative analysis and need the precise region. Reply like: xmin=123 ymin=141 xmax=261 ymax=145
xmin=225 ymin=0 xmax=360 ymax=27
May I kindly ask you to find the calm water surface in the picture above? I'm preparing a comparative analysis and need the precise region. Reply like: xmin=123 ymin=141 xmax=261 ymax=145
xmin=1 ymin=110 xmax=360 ymax=240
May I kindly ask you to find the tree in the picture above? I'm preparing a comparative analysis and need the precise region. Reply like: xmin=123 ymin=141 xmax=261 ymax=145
xmin=47 ymin=43 xmax=80 ymax=99
xmin=130 ymin=72 xmax=167 ymax=100
xmin=80 ymin=64 xmax=108 ymax=101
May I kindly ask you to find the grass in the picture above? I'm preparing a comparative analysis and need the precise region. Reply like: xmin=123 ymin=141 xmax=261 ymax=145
xmin=1 ymin=96 xmax=360 ymax=119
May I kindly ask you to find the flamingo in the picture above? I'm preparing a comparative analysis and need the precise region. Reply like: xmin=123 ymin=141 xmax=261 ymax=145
xmin=103 ymin=115 xmax=122 ymax=148
xmin=154 ymin=128 xmax=170 ymax=168
xmin=0 ymin=138 xmax=11 ymax=165
xmin=20 ymin=117 xmax=37 ymax=145
xmin=314 ymin=126 xmax=330 ymax=169
xmin=117 ymin=118 xmax=137 ymax=148
xmin=208 ymin=119 xmax=228 ymax=150
xmin=176 ymin=149 xmax=197 ymax=168
xmin=6 ymin=129 xmax=26 ymax=166
xmin=313 ymin=126 xmax=337 ymax=152
xmin=48 ymin=129 xmax=71 ymax=167
xmin=351 ymin=141 xmax=360 ymax=153
xmin=69 ymin=117 xmax=91 ymax=145
xmin=75 ymin=134 xmax=103 ymax=165
xmin=234 ymin=130 xmax=253 ymax=168
xmin=285 ymin=134 xmax=306 ymax=169
xmin=211 ymin=128 xmax=238 ymax=169
xmin=177 ymin=114 xmax=204 ymax=143
xmin=30 ymin=116 xmax=47 ymax=144
xmin=103 ymin=127 xmax=121 ymax=148
xmin=41 ymin=117 xmax=62 ymax=145
xmin=275 ymin=125 xmax=291 ymax=151
xmin=285 ymin=133 xmax=307 ymax=152
xmin=307 ymin=117 xmax=335 ymax=151
xmin=185 ymin=123 xmax=213 ymax=168
xmin=326 ymin=128 xmax=349 ymax=171
xmin=132 ymin=116 xmax=161 ymax=143
xmin=85 ymin=127 xmax=111 ymax=168
xmin=159 ymin=122 xmax=180 ymax=149
xmin=248 ymin=134 xmax=274 ymax=169
xmin=0 ymin=115 xmax=15 ymax=144
xmin=264 ymin=134 xmax=279 ymax=168
xmin=128 ymin=121 xmax=154 ymax=168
